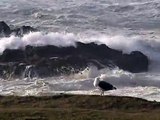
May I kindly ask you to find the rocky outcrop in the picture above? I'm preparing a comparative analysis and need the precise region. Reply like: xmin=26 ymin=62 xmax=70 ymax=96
xmin=114 ymin=51 xmax=149 ymax=73
xmin=11 ymin=25 xmax=36 ymax=36
xmin=0 ymin=42 xmax=149 ymax=78
xmin=0 ymin=21 xmax=36 ymax=37
xmin=0 ymin=21 xmax=11 ymax=37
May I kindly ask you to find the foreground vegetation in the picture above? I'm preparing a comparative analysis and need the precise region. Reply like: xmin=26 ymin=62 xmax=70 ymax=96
xmin=0 ymin=94 xmax=160 ymax=120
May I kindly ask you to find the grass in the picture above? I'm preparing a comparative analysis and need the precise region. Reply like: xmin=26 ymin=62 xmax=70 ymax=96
xmin=0 ymin=95 xmax=160 ymax=120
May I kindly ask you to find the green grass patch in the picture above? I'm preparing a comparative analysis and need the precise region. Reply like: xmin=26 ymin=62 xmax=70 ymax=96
xmin=0 ymin=95 xmax=160 ymax=120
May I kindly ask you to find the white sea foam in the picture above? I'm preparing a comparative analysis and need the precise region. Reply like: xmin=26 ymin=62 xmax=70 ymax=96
xmin=1 ymin=67 xmax=160 ymax=101
xmin=1 ymin=31 xmax=160 ymax=72
xmin=0 ymin=32 xmax=77 ymax=53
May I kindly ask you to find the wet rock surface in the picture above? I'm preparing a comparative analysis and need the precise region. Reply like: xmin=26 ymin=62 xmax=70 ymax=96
xmin=0 ymin=42 xmax=149 ymax=78
xmin=0 ymin=21 xmax=149 ymax=78
xmin=0 ymin=21 xmax=36 ymax=37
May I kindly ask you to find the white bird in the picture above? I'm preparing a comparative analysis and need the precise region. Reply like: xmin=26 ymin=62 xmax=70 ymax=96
xmin=94 ymin=77 xmax=116 ymax=96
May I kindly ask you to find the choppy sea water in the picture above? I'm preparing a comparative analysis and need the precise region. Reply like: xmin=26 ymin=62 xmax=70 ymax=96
xmin=1 ymin=0 xmax=160 ymax=101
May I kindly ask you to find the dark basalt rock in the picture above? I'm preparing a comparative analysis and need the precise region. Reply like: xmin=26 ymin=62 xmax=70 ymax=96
xmin=114 ymin=51 xmax=149 ymax=73
xmin=0 ymin=42 xmax=149 ymax=78
xmin=0 ymin=49 xmax=25 ymax=62
xmin=0 ymin=21 xmax=149 ymax=77
xmin=0 ymin=21 xmax=36 ymax=37
xmin=0 ymin=21 xmax=11 ymax=37
xmin=12 ymin=26 xmax=36 ymax=36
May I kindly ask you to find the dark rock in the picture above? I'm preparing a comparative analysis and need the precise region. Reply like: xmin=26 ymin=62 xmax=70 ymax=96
xmin=12 ymin=26 xmax=37 ymax=36
xmin=0 ymin=42 xmax=149 ymax=78
xmin=0 ymin=21 xmax=11 ymax=37
xmin=0 ymin=22 xmax=150 ymax=78
xmin=0 ymin=49 xmax=25 ymax=62
xmin=0 ymin=21 xmax=37 ymax=37
xmin=14 ymin=63 xmax=26 ymax=77
xmin=115 ymin=51 xmax=149 ymax=72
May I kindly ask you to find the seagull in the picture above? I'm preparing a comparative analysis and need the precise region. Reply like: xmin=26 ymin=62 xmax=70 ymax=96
xmin=93 ymin=77 xmax=116 ymax=96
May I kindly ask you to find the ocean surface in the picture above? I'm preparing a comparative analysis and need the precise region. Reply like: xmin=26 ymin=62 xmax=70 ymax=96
xmin=1 ymin=0 xmax=160 ymax=101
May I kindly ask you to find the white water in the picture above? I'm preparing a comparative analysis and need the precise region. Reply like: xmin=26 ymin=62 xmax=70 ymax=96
xmin=1 ymin=0 xmax=160 ymax=101
xmin=0 ymin=66 xmax=160 ymax=102
xmin=1 ymin=31 xmax=160 ymax=72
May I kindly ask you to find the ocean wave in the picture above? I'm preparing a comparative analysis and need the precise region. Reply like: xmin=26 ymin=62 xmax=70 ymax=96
xmin=0 ymin=32 xmax=159 ymax=71
xmin=0 ymin=31 xmax=152 ymax=53
xmin=0 ymin=32 xmax=77 ymax=53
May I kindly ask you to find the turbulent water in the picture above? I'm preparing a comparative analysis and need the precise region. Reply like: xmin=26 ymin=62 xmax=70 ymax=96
xmin=1 ymin=0 xmax=160 ymax=101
